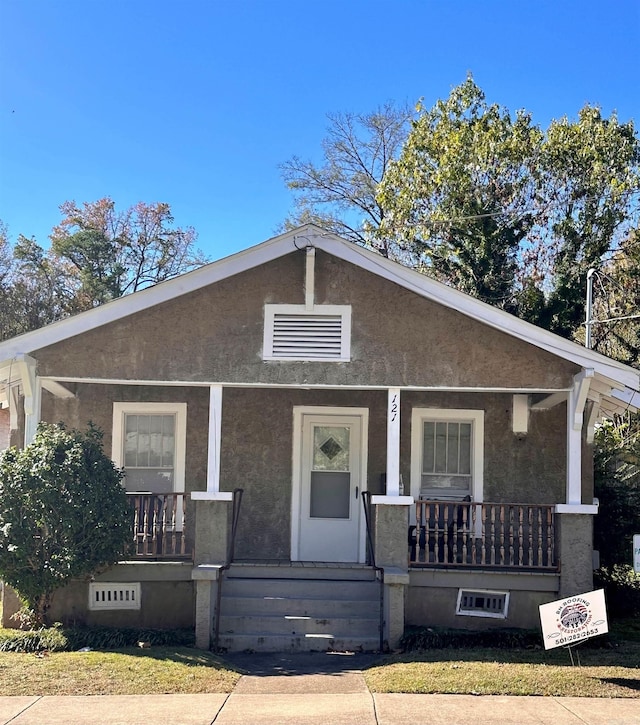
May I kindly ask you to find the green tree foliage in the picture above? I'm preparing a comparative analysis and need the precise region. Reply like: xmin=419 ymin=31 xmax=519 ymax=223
xmin=378 ymin=77 xmax=541 ymax=310
xmin=283 ymin=78 xmax=640 ymax=334
xmin=593 ymin=417 xmax=640 ymax=567
xmin=280 ymin=104 xmax=411 ymax=255
xmin=535 ymin=107 xmax=640 ymax=337
xmin=586 ymin=226 xmax=640 ymax=366
xmin=0 ymin=423 xmax=131 ymax=623
xmin=0 ymin=199 xmax=208 ymax=341
xmin=0 ymin=228 xmax=67 ymax=340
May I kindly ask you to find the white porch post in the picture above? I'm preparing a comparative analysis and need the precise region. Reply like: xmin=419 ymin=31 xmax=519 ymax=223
xmin=192 ymin=384 xmax=232 ymax=501
xmin=17 ymin=355 xmax=41 ymax=446
xmin=557 ymin=369 xmax=598 ymax=515
xmin=372 ymin=387 xmax=412 ymax=506
xmin=386 ymin=387 xmax=401 ymax=496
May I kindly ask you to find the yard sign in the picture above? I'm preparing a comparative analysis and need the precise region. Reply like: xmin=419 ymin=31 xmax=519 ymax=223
xmin=539 ymin=589 xmax=608 ymax=650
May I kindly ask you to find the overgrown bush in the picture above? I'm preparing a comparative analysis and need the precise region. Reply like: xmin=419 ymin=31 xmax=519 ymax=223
xmin=0 ymin=423 xmax=131 ymax=623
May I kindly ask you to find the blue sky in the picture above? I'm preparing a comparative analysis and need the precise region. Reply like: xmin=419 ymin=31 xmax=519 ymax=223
xmin=1 ymin=0 xmax=638 ymax=262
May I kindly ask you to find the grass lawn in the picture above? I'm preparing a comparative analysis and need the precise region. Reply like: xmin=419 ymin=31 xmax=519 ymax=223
xmin=0 ymin=622 xmax=638 ymax=697
xmin=0 ymin=647 xmax=240 ymax=696
xmin=363 ymin=641 xmax=640 ymax=698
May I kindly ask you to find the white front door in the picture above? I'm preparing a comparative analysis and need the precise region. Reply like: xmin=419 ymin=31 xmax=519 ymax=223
xmin=292 ymin=407 xmax=368 ymax=562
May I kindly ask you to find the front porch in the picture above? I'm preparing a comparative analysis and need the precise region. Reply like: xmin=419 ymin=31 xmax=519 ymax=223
xmin=409 ymin=500 xmax=556 ymax=570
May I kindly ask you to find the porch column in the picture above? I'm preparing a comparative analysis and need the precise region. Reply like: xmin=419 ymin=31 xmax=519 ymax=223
xmin=374 ymin=503 xmax=410 ymax=649
xmin=555 ymin=369 xmax=597 ymax=598
xmin=556 ymin=370 xmax=597 ymax=515
xmin=192 ymin=385 xmax=232 ymax=502
xmin=386 ymin=388 xmax=401 ymax=496
xmin=191 ymin=384 xmax=234 ymax=648
xmin=16 ymin=355 xmax=41 ymax=446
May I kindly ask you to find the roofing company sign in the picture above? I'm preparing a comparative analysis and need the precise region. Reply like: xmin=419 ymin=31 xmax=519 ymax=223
xmin=539 ymin=589 xmax=608 ymax=650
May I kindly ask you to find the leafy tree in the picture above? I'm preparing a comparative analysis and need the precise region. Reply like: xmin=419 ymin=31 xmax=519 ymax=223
xmin=378 ymin=77 xmax=542 ymax=310
xmin=283 ymin=78 xmax=639 ymax=330
xmin=0 ymin=199 xmax=208 ymax=341
xmin=0 ymin=423 xmax=131 ymax=624
xmin=533 ymin=107 xmax=640 ymax=337
xmin=586 ymin=226 xmax=640 ymax=366
xmin=47 ymin=198 xmax=208 ymax=309
xmin=0 ymin=227 xmax=69 ymax=341
xmin=593 ymin=416 xmax=640 ymax=567
xmin=280 ymin=104 xmax=411 ymax=256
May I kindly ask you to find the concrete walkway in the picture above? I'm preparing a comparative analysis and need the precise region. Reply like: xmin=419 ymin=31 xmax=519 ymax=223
xmin=0 ymin=652 xmax=638 ymax=725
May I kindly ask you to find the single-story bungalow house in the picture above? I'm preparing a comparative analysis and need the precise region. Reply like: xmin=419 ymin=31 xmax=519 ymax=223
xmin=1 ymin=225 xmax=638 ymax=651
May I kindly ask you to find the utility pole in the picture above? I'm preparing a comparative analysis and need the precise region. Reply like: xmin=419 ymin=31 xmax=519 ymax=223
xmin=585 ymin=268 xmax=596 ymax=349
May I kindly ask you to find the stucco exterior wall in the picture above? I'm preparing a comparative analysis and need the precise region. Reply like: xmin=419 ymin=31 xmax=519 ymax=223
xmin=32 ymin=250 xmax=579 ymax=390
xmin=407 ymin=570 xmax=560 ymax=630
xmin=37 ymin=384 xmax=570 ymax=561
xmin=40 ymin=383 xmax=210 ymax=494
xmin=47 ymin=564 xmax=194 ymax=628
xmin=0 ymin=408 xmax=9 ymax=450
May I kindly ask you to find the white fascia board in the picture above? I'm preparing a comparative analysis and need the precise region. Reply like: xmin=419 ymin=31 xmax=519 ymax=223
xmin=0 ymin=228 xmax=311 ymax=360
xmin=315 ymin=236 xmax=640 ymax=391
xmin=610 ymin=386 xmax=640 ymax=410
xmin=0 ymin=222 xmax=637 ymax=394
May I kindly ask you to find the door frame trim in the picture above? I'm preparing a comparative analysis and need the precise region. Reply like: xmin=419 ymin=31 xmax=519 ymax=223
xmin=291 ymin=406 xmax=369 ymax=562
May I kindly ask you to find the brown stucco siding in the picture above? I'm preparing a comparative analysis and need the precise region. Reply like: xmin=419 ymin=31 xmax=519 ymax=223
xmin=32 ymin=250 xmax=579 ymax=389
xmin=220 ymin=388 xmax=388 ymax=560
xmin=39 ymin=385 xmax=570 ymax=560
xmin=41 ymin=384 xmax=209 ymax=494
xmin=219 ymin=389 xmax=566 ymax=560
xmin=400 ymin=392 xmax=567 ymax=505
xmin=0 ymin=408 xmax=9 ymax=450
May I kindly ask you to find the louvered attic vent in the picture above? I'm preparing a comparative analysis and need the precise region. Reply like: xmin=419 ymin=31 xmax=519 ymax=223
xmin=263 ymin=304 xmax=351 ymax=361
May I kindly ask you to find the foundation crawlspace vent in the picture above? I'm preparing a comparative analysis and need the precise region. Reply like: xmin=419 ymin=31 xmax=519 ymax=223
xmin=89 ymin=583 xmax=141 ymax=610
xmin=456 ymin=589 xmax=509 ymax=618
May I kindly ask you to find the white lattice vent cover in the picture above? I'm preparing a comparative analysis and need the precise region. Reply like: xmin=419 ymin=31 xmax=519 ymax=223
xmin=456 ymin=589 xmax=509 ymax=618
xmin=89 ymin=583 xmax=141 ymax=610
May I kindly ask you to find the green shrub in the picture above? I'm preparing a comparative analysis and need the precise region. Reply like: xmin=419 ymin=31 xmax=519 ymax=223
xmin=0 ymin=626 xmax=68 ymax=652
xmin=594 ymin=565 xmax=640 ymax=617
xmin=400 ymin=627 xmax=541 ymax=652
xmin=0 ymin=423 xmax=131 ymax=624
xmin=0 ymin=626 xmax=194 ymax=653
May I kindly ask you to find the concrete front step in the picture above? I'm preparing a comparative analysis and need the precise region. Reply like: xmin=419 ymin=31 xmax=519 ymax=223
xmin=219 ymin=613 xmax=379 ymax=636
xmin=222 ymin=576 xmax=379 ymax=600
xmin=228 ymin=563 xmax=377 ymax=581
xmin=217 ymin=632 xmax=380 ymax=653
xmin=221 ymin=595 xmax=379 ymax=617
xmin=216 ymin=566 xmax=383 ymax=652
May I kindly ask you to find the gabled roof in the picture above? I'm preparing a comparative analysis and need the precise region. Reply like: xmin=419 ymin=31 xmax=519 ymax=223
xmin=0 ymin=224 xmax=638 ymax=411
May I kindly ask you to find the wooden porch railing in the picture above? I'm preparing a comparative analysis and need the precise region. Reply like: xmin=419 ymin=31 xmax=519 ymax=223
xmin=410 ymin=501 xmax=556 ymax=570
xmin=126 ymin=493 xmax=192 ymax=560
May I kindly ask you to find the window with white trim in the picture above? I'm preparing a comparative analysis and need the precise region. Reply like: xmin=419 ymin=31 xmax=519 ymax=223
xmin=263 ymin=304 xmax=351 ymax=361
xmin=411 ymin=409 xmax=484 ymax=502
xmin=112 ymin=403 xmax=186 ymax=494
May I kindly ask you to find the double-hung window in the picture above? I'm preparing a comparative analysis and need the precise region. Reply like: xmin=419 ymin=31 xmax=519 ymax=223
xmin=112 ymin=403 xmax=186 ymax=495
xmin=411 ymin=408 xmax=484 ymax=502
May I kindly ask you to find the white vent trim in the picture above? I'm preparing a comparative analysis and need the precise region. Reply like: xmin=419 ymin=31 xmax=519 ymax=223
xmin=263 ymin=304 xmax=351 ymax=361
xmin=89 ymin=583 xmax=141 ymax=611
xmin=456 ymin=588 xmax=509 ymax=619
